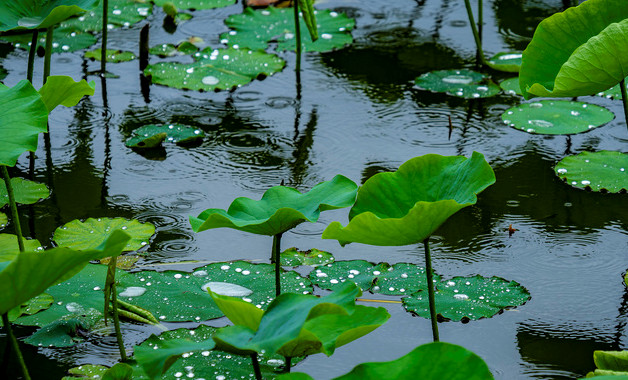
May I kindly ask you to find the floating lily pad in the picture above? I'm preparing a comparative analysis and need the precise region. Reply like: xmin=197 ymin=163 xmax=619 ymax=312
xmin=128 ymin=124 xmax=205 ymax=147
xmin=598 ymin=79 xmax=628 ymax=100
xmin=60 ymin=0 xmax=153 ymax=32
xmin=499 ymin=77 xmax=522 ymax=96
xmin=280 ymin=247 xmax=334 ymax=267
xmin=487 ymin=52 xmax=522 ymax=73
xmin=149 ymin=41 xmax=199 ymax=57
xmin=555 ymin=151 xmax=628 ymax=192
xmin=0 ymin=212 xmax=6 ymax=229
xmin=1 ymin=27 xmax=97 ymax=53
xmin=0 ymin=234 xmax=43 ymax=262
xmin=125 ymin=132 xmax=167 ymax=149
xmin=414 ymin=69 xmax=500 ymax=99
xmin=24 ymin=317 xmax=94 ymax=347
xmin=0 ymin=177 xmax=49 ymax=207
xmin=402 ymin=275 xmax=530 ymax=322
xmin=62 ymin=364 xmax=108 ymax=380
xmin=152 ymin=0 xmax=235 ymax=10
xmin=8 ymin=293 xmax=53 ymax=321
xmin=221 ymin=7 xmax=355 ymax=52
xmin=0 ymin=0 xmax=98 ymax=31
xmin=53 ymin=217 xmax=155 ymax=252
xmin=502 ymin=100 xmax=614 ymax=135
xmin=310 ymin=261 xmax=441 ymax=296
xmin=85 ymin=48 xmax=137 ymax=62
xmin=144 ymin=47 xmax=285 ymax=91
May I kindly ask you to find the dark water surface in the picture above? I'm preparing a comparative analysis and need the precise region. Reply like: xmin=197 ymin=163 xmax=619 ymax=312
xmin=3 ymin=0 xmax=628 ymax=379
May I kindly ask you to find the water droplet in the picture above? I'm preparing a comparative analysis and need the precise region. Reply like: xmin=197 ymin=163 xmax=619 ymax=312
xmin=581 ymin=180 xmax=591 ymax=186
xmin=267 ymin=359 xmax=283 ymax=367
xmin=570 ymin=110 xmax=580 ymax=116
xmin=479 ymin=296 xmax=485 ymax=300
xmin=285 ymin=33 xmax=294 ymax=39
xmin=330 ymin=279 xmax=339 ymax=284
xmin=621 ymin=168 xmax=625 ymax=172
xmin=242 ymin=270 xmax=250 ymax=275
xmin=349 ymin=269 xmax=360 ymax=275
xmin=372 ymin=271 xmax=381 ymax=276
xmin=401 ymin=273 xmax=408 ymax=278
xmin=202 ymin=76 xmax=219 ymax=85
xmin=388 ymin=287 xmax=395 ymax=291
xmin=193 ymin=270 xmax=208 ymax=277
xmin=316 ymin=272 xmax=328 ymax=277
xmin=119 ymin=287 xmax=146 ymax=297
xmin=112 ymin=9 xmax=122 ymax=15
xmin=201 ymin=282 xmax=253 ymax=297
xmin=261 ymin=10 xmax=271 ymax=15
xmin=442 ymin=75 xmax=473 ymax=84
xmin=330 ymin=11 xmax=338 ymax=17
xmin=557 ymin=168 xmax=567 ymax=174
xmin=446 ymin=281 xmax=455 ymax=286
xmin=454 ymin=294 xmax=469 ymax=300
xmin=220 ymin=265 xmax=230 ymax=270
xmin=65 ymin=302 xmax=82 ymax=312
xmin=527 ymin=119 xmax=553 ymax=128
xmin=93 ymin=286 xmax=101 ymax=291
xmin=321 ymin=33 xmax=333 ymax=39
xmin=186 ymin=67 xmax=194 ymax=74
xmin=529 ymin=102 xmax=543 ymax=108
xmin=174 ymin=274 xmax=183 ymax=279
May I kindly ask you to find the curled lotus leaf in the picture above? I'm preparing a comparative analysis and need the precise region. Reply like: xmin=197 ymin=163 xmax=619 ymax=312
xmin=555 ymin=151 xmax=628 ymax=193
xmin=53 ymin=217 xmax=155 ymax=252
xmin=0 ymin=0 xmax=98 ymax=31
xmin=323 ymin=152 xmax=495 ymax=246
xmin=487 ymin=52 xmax=522 ymax=73
xmin=190 ymin=175 xmax=358 ymax=236
xmin=519 ymin=0 xmax=628 ymax=99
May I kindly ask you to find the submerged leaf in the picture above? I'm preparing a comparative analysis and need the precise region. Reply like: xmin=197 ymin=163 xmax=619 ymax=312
xmin=24 ymin=318 xmax=91 ymax=347
xmin=555 ymin=151 xmax=628 ymax=193
xmin=53 ymin=217 xmax=155 ymax=252
xmin=499 ymin=77 xmax=522 ymax=96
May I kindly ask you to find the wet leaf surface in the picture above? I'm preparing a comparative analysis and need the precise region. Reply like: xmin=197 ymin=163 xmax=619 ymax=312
xmin=415 ymin=69 xmax=500 ymax=99
xmin=555 ymin=151 xmax=628 ymax=193
xmin=280 ymin=247 xmax=335 ymax=267
xmin=53 ymin=217 xmax=155 ymax=252
xmin=0 ymin=177 xmax=49 ymax=207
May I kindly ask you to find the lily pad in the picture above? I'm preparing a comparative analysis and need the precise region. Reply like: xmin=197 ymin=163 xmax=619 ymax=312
xmin=53 ymin=217 xmax=155 ymax=252
xmin=24 ymin=317 xmax=93 ymax=347
xmin=134 ymin=337 xmax=216 ymax=379
xmin=598 ymin=79 xmax=628 ymax=100
xmin=402 ymin=275 xmax=530 ymax=322
xmin=0 ymin=234 xmax=43 ymax=262
xmin=145 ymin=47 xmax=285 ymax=92
xmin=502 ymin=100 xmax=614 ymax=135
xmin=487 ymin=52 xmax=522 ymax=73
xmin=85 ymin=48 xmax=137 ymax=62
xmin=0 ymin=177 xmax=49 ymax=207
xmin=190 ymin=175 xmax=358 ymax=236
xmin=1 ymin=27 xmax=97 ymax=53
xmin=7 ymin=293 xmax=53 ymax=321
xmin=149 ymin=41 xmax=199 ymax=57
xmin=127 ymin=124 xmax=205 ymax=148
xmin=221 ymin=7 xmax=355 ymax=52
xmin=310 ymin=260 xmax=441 ymax=296
xmin=499 ymin=77 xmax=522 ymax=96
xmin=555 ymin=151 xmax=628 ymax=193
xmin=586 ymin=350 xmax=628 ymax=378
xmin=322 ymin=152 xmax=496 ymax=246
xmin=415 ymin=69 xmax=500 ymax=99
xmin=60 ymin=0 xmax=153 ymax=32
xmin=0 ymin=212 xmax=6 ymax=229
xmin=280 ymin=247 xmax=334 ymax=267
xmin=0 ymin=0 xmax=98 ymax=31
xmin=125 ymin=133 xmax=167 ymax=149
xmin=152 ymin=0 xmax=235 ymax=10
xmin=62 ymin=365 xmax=108 ymax=380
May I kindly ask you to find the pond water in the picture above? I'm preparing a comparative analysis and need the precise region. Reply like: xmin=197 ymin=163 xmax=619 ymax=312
xmin=2 ymin=0 xmax=628 ymax=379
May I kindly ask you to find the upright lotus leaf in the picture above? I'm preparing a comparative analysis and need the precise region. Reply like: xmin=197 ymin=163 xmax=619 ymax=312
xmin=38 ymin=76 xmax=95 ymax=112
xmin=0 ymin=80 xmax=48 ymax=167
xmin=414 ymin=69 xmax=500 ymax=99
xmin=585 ymin=351 xmax=628 ymax=377
xmin=334 ymin=342 xmax=493 ymax=380
xmin=0 ymin=230 xmax=130 ymax=315
xmin=53 ymin=217 xmax=155 ymax=252
xmin=152 ymin=0 xmax=235 ymax=10
xmin=555 ymin=151 xmax=628 ymax=193
xmin=323 ymin=152 xmax=495 ymax=246
xmin=0 ymin=0 xmax=98 ymax=31
xmin=0 ymin=177 xmax=49 ymax=207
xmin=190 ymin=175 xmax=358 ymax=236
xmin=221 ymin=7 xmax=354 ymax=52
xmin=134 ymin=337 xmax=216 ymax=379
xmin=519 ymin=0 xmax=628 ymax=98
xmin=144 ymin=47 xmax=286 ymax=92
xmin=402 ymin=275 xmax=530 ymax=322
xmin=60 ymin=0 xmax=153 ymax=32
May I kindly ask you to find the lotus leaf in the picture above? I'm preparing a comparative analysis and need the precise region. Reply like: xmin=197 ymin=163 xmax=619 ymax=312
xmin=7 ymin=293 xmax=53 ymax=321
xmin=598 ymin=79 xmax=628 ymax=100
xmin=125 ymin=132 xmax=167 ymax=149
xmin=149 ymin=42 xmax=199 ymax=57
xmin=0 ymin=80 xmax=48 ymax=167
xmin=39 ymin=76 xmax=95 ymax=112
xmin=402 ymin=275 xmax=530 ymax=322
xmin=0 ymin=177 xmax=49 ymax=207
xmin=500 ymin=77 xmax=522 ymax=96
xmin=281 ymin=247 xmax=334 ymax=267
xmin=502 ymin=100 xmax=614 ymax=135
xmin=221 ymin=7 xmax=355 ymax=52
xmin=0 ymin=230 xmax=130 ymax=315
xmin=555 ymin=151 xmax=628 ymax=193
xmin=117 ymin=261 xmax=313 ymax=322
xmin=102 ymin=363 xmax=133 ymax=380
xmin=0 ymin=234 xmax=43 ymax=262
xmin=24 ymin=317 xmax=94 ymax=347
xmin=0 ymin=211 xmax=6 ymax=228
xmin=152 ymin=0 xmax=235 ymax=10
xmin=585 ymin=350 xmax=628 ymax=378
xmin=0 ymin=0 xmax=98 ymax=31
xmin=60 ymin=0 xmax=153 ymax=32
xmin=310 ymin=260 xmax=441 ymax=296
xmin=62 ymin=365 xmax=108 ymax=380
xmin=53 ymin=217 xmax=155 ymax=252
xmin=2 ymin=27 xmax=97 ymax=53
xmin=191 ymin=174 xmax=358 ymax=236
xmin=85 ymin=49 xmax=137 ymax=62
xmin=414 ymin=69 xmax=500 ymax=99
xmin=487 ymin=52 xmax=521 ymax=73
xmin=519 ymin=0 xmax=628 ymax=99
xmin=334 ymin=342 xmax=494 ymax=380
xmin=134 ymin=337 xmax=216 ymax=379
xmin=323 ymin=152 xmax=495 ymax=246
xmin=127 ymin=124 xmax=205 ymax=147
xmin=144 ymin=47 xmax=286 ymax=92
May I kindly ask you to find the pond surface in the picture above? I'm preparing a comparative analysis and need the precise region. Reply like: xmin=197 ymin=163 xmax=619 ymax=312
xmin=2 ymin=0 xmax=628 ymax=379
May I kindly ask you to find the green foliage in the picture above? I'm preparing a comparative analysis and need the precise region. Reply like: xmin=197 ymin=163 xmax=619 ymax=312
xmin=585 ymin=350 xmax=628 ymax=378
xmin=53 ymin=217 xmax=155 ymax=252
xmin=487 ymin=52 xmax=521 ymax=73
xmin=60 ymin=0 xmax=152 ymax=32
xmin=0 ymin=0 xmax=98 ymax=31
xmin=126 ymin=124 xmax=205 ymax=148
xmin=38 ymin=76 xmax=95 ymax=112
xmin=134 ymin=338 xmax=216 ymax=379
xmin=415 ymin=69 xmax=500 ymax=99
xmin=323 ymin=152 xmax=495 ymax=246
xmin=556 ymin=151 xmax=628 ymax=193
xmin=298 ymin=0 xmax=318 ymax=42
xmin=0 ymin=234 xmax=42 ymax=262
xmin=281 ymin=247 xmax=334 ymax=267
xmin=152 ymin=0 xmax=235 ymax=10
xmin=190 ymin=175 xmax=358 ymax=236
xmin=85 ymin=49 xmax=137 ymax=62
xmin=0 ymin=178 xmax=49 ymax=207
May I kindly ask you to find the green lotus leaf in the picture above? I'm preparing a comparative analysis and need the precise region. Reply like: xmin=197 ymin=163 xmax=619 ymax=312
xmin=585 ymin=350 xmax=628 ymax=378
xmin=0 ymin=230 xmax=130 ymax=315
xmin=38 ymin=75 xmax=95 ymax=112
xmin=60 ymin=0 xmax=153 ymax=32
xmin=323 ymin=152 xmax=495 ymax=246
xmin=414 ymin=69 xmax=500 ymax=99
xmin=0 ymin=177 xmax=49 ymax=207
xmin=221 ymin=7 xmax=355 ymax=52
xmin=402 ymin=275 xmax=530 ymax=322
xmin=53 ymin=217 xmax=155 ymax=252
xmin=24 ymin=317 xmax=93 ymax=347
xmin=597 ymin=78 xmax=628 ymax=100
xmin=276 ymin=374 xmax=314 ymax=380
xmin=555 ymin=151 xmax=628 ymax=193
xmin=132 ymin=325 xmax=300 ymax=379
xmin=0 ymin=0 xmax=98 ymax=31
xmin=191 ymin=174 xmax=358 ymax=236
xmin=152 ymin=0 xmax=235 ymax=10
xmin=7 ymin=293 xmax=53 ymax=321
xmin=103 ymin=363 xmax=133 ymax=380
xmin=502 ymin=100 xmax=614 ymax=135
xmin=128 ymin=124 xmax=205 ymax=146
xmin=0 ymin=80 xmax=48 ymax=167
xmin=149 ymin=41 xmax=199 ymax=57
xmin=334 ymin=342 xmax=493 ymax=380
xmin=62 ymin=365 xmax=108 ymax=380
xmin=0 ymin=211 xmax=6 ymax=229
xmin=144 ymin=47 xmax=286 ymax=92
xmin=134 ymin=337 xmax=215 ymax=379
xmin=1 ymin=27 xmax=97 ymax=53
xmin=0 ymin=234 xmax=43 ymax=262
xmin=125 ymin=132 xmax=167 ymax=149
xmin=85 ymin=48 xmax=137 ymax=62
xmin=281 ymin=247 xmax=334 ymax=267
xmin=519 ymin=0 xmax=628 ymax=99
xmin=310 ymin=260 xmax=441 ymax=296
xmin=487 ymin=52 xmax=521 ymax=73
xmin=500 ymin=77 xmax=522 ymax=96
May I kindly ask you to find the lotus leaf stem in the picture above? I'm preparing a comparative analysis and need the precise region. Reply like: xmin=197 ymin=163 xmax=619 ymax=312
xmin=463 ymin=0 xmax=489 ymax=67
xmin=272 ymin=233 xmax=283 ymax=296
xmin=101 ymin=0 xmax=109 ymax=74
xmin=250 ymin=354 xmax=262 ymax=380
xmin=106 ymin=257 xmax=127 ymax=361
xmin=284 ymin=356 xmax=292 ymax=373
xmin=43 ymin=27 xmax=53 ymax=83
xmin=620 ymin=79 xmax=628 ymax=131
xmin=293 ymin=1 xmax=302 ymax=73
xmin=423 ymin=238 xmax=439 ymax=342
xmin=115 ymin=308 xmax=153 ymax=325
xmin=1 ymin=313 xmax=31 ymax=380
xmin=1 ymin=166 xmax=24 ymax=252
xmin=26 ymin=30 xmax=38 ymax=83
